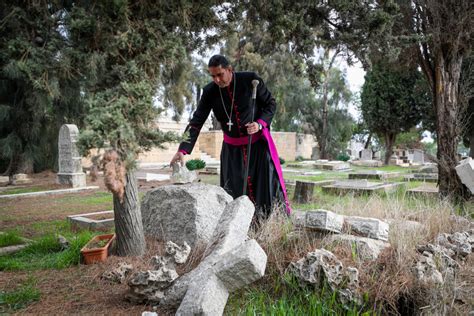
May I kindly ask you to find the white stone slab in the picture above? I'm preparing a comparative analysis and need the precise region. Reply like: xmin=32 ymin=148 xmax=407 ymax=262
xmin=305 ymin=209 xmax=344 ymax=233
xmin=0 ymin=186 xmax=99 ymax=199
xmin=455 ymin=157 xmax=474 ymax=194
xmin=344 ymin=216 xmax=389 ymax=241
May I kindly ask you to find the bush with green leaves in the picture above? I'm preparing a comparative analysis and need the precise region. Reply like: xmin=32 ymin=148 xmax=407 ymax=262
xmin=186 ymin=159 xmax=206 ymax=171
xmin=336 ymin=153 xmax=350 ymax=162
xmin=279 ymin=157 xmax=285 ymax=165
xmin=295 ymin=155 xmax=304 ymax=162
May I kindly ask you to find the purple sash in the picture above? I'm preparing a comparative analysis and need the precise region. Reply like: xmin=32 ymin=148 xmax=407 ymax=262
xmin=223 ymin=121 xmax=292 ymax=215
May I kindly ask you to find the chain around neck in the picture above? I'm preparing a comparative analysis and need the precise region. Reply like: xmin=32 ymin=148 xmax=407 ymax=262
xmin=218 ymin=72 xmax=236 ymax=124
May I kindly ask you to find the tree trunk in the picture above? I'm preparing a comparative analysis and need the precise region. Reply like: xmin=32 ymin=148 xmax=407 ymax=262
xmin=434 ymin=55 xmax=466 ymax=200
xmin=364 ymin=133 xmax=372 ymax=149
xmin=384 ymin=133 xmax=396 ymax=165
xmin=113 ymin=171 xmax=146 ymax=256
xmin=470 ymin=134 xmax=474 ymax=158
xmin=293 ymin=180 xmax=316 ymax=204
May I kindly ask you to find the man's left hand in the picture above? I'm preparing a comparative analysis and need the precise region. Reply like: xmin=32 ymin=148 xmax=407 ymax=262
xmin=245 ymin=122 xmax=261 ymax=135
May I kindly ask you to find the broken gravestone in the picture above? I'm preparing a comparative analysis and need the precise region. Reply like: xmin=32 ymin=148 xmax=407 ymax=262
xmin=161 ymin=196 xmax=267 ymax=315
xmin=171 ymin=163 xmax=197 ymax=184
xmin=141 ymin=183 xmax=232 ymax=248
xmin=326 ymin=234 xmax=390 ymax=261
xmin=305 ymin=209 xmax=344 ymax=233
xmin=455 ymin=157 xmax=474 ymax=194
xmin=344 ymin=216 xmax=389 ymax=241
xmin=57 ymin=124 xmax=86 ymax=188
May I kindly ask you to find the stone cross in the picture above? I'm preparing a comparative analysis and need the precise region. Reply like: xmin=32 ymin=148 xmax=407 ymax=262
xmin=160 ymin=196 xmax=268 ymax=315
xmin=57 ymin=124 xmax=86 ymax=188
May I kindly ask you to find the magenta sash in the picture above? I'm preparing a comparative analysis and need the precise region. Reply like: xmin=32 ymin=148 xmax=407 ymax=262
xmin=223 ymin=121 xmax=292 ymax=215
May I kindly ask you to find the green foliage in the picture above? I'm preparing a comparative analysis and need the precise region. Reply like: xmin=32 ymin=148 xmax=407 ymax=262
xmin=336 ymin=153 xmax=350 ymax=162
xmin=0 ymin=231 xmax=24 ymax=247
xmin=0 ymin=2 xmax=86 ymax=175
xmin=0 ymin=230 xmax=95 ymax=271
xmin=226 ymin=274 xmax=375 ymax=315
xmin=295 ymin=155 xmax=304 ymax=162
xmin=185 ymin=159 xmax=206 ymax=171
xmin=0 ymin=277 xmax=40 ymax=312
xmin=279 ymin=157 xmax=285 ymax=165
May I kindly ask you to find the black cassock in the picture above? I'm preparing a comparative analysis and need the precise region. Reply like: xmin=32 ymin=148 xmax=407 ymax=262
xmin=179 ymin=71 xmax=291 ymax=217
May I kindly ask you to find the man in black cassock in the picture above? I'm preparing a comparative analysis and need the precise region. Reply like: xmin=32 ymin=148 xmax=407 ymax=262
xmin=170 ymin=55 xmax=291 ymax=217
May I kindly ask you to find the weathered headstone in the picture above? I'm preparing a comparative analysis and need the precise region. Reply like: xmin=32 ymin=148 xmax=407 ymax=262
xmin=413 ymin=149 xmax=424 ymax=164
xmin=305 ymin=209 xmax=344 ymax=233
xmin=326 ymin=234 xmax=390 ymax=260
xmin=344 ymin=216 xmax=389 ymax=241
xmin=455 ymin=157 xmax=474 ymax=194
xmin=141 ymin=183 xmax=232 ymax=247
xmin=360 ymin=149 xmax=372 ymax=161
xmin=293 ymin=180 xmax=316 ymax=204
xmin=161 ymin=196 xmax=267 ymax=313
xmin=57 ymin=124 xmax=86 ymax=188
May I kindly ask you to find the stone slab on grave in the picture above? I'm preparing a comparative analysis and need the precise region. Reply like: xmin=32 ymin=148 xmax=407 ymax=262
xmin=409 ymin=173 xmax=438 ymax=182
xmin=344 ymin=216 xmax=389 ymax=241
xmin=407 ymin=183 xmax=439 ymax=198
xmin=0 ymin=186 xmax=100 ymax=200
xmin=322 ymin=180 xmax=404 ymax=195
xmin=11 ymin=173 xmax=32 ymax=185
xmin=67 ymin=210 xmax=114 ymax=231
xmin=57 ymin=124 xmax=87 ymax=188
xmin=349 ymin=160 xmax=383 ymax=167
xmin=313 ymin=161 xmax=350 ymax=171
xmin=305 ymin=209 xmax=344 ymax=233
xmin=0 ymin=176 xmax=9 ymax=185
xmin=349 ymin=170 xmax=401 ymax=180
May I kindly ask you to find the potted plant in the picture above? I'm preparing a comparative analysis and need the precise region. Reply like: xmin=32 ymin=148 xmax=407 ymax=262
xmin=80 ymin=233 xmax=115 ymax=264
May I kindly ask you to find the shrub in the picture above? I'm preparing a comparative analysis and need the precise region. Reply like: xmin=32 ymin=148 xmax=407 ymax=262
xmin=0 ymin=231 xmax=24 ymax=248
xmin=336 ymin=153 xmax=350 ymax=161
xmin=295 ymin=155 xmax=304 ymax=162
xmin=186 ymin=159 xmax=206 ymax=170
xmin=279 ymin=157 xmax=285 ymax=165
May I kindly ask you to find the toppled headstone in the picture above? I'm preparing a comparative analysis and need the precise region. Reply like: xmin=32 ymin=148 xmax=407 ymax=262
xmin=141 ymin=183 xmax=232 ymax=247
xmin=326 ymin=234 xmax=390 ymax=261
xmin=171 ymin=163 xmax=197 ymax=184
xmin=161 ymin=196 xmax=267 ymax=313
xmin=57 ymin=124 xmax=86 ymax=188
xmin=176 ymin=239 xmax=266 ymax=315
xmin=455 ymin=157 xmax=474 ymax=194
xmin=305 ymin=209 xmax=344 ymax=233
xmin=344 ymin=216 xmax=389 ymax=241
xmin=102 ymin=262 xmax=133 ymax=283
xmin=57 ymin=235 xmax=69 ymax=250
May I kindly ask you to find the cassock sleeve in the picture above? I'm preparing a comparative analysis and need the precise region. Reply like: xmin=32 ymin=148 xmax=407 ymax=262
xmin=254 ymin=73 xmax=276 ymax=128
xmin=178 ymin=89 xmax=212 ymax=154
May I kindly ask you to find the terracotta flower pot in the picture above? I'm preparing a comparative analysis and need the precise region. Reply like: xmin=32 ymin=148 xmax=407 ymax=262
xmin=80 ymin=233 xmax=115 ymax=265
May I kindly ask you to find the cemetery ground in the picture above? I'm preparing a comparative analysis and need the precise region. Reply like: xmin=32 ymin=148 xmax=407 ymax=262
xmin=0 ymin=165 xmax=473 ymax=315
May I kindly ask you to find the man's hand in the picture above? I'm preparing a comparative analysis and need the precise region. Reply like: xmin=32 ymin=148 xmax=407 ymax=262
xmin=170 ymin=151 xmax=184 ymax=167
xmin=245 ymin=122 xmax=261 ymax=135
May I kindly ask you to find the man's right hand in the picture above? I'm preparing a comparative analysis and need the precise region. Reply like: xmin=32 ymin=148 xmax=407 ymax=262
xmin=170 ymin=151 xmax=184 ymax=167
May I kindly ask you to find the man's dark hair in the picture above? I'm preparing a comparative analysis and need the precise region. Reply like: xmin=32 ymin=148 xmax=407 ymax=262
xmin=208 ymin=55 xmax=230 ymax=68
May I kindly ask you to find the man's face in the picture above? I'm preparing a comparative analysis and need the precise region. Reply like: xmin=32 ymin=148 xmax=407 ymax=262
xmin=209 ymin=66 xmax=233 ymax=88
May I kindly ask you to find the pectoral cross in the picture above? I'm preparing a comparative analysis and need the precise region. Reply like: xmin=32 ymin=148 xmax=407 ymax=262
xmin=226 ymin=119 xmax=233 ymax=131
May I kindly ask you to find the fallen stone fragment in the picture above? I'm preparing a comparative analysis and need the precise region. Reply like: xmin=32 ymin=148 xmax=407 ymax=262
xmin=165 ymin=241 xmax=191 ymax=264
xmin=171 ymin=163 xmax=197 ymax=184
xmin=327 ymin=234 xmax=390 ymax=261
xmin=176 ymin=239 xmax=267 ymax=315
xmin=415 ymin=252 xmax=444 ymax=285
xmin=344 ymin=216 xmax=389 ymax=241
xmin=102 ymin=262 xmax=133 ymax=284
xmin=305 ymin=209 xmax=344 ymax=233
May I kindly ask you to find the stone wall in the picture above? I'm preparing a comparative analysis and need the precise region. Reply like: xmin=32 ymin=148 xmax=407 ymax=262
xmin=81 ymin=130 xmax=316 ymax=166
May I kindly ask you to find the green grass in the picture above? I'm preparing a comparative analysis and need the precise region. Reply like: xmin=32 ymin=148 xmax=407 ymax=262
xmin=226 ymin=275 xmax=377 ymax=315
xmin=0 ymin=229 xmax=96 ymax=271
xmin=60 ymin=191 xmax=113 ymax=205
xmin=0 ymin=187 xmax=48 ymax=195
xmin=0 ymin=277 xmax=40 ymax=312
xmin=0 ymin=231 xmax=25 ymax=247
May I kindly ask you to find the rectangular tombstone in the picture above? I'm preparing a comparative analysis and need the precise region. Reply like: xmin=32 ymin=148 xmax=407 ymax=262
xmin=413 ymin=150 xmax=425 ymax=164
xmin=57 ymin=124 xmax=86 ymax=188
xmin=360 ymin=149 xmax=372 ymax=161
